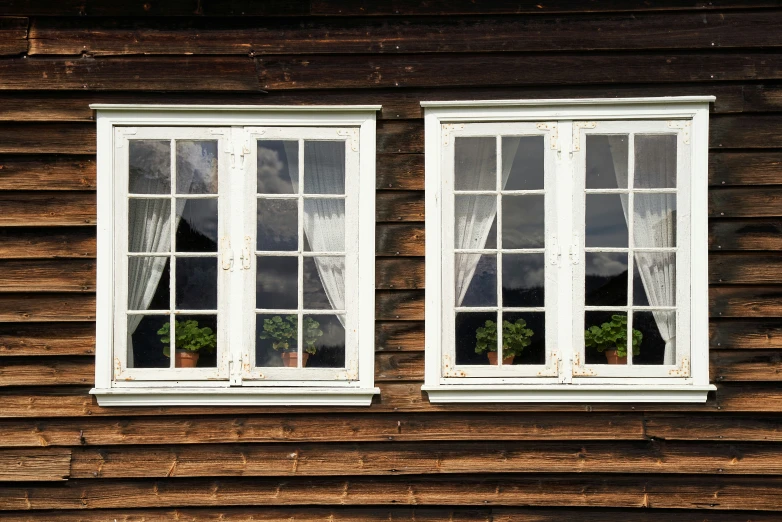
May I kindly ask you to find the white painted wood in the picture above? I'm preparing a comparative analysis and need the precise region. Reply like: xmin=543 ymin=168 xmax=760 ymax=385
xmin=423 ymin=97 xmax=713 ymax=402
xmin=93 ymin=106 xmax=379 ymax=405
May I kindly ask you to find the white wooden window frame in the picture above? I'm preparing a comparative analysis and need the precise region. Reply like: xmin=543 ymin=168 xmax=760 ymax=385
xmin=91 ymin=105 xmax=380 ymax=406
xmin=422 ymin=97 xmax=716 ymax=403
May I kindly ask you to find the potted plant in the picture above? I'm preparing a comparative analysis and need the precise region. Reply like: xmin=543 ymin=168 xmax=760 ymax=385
xmin=584 ymin=314 xmax=643 ymax=364
xmin=475 ymin=318 xmax=534 ymax=365
xmin=158 ymin=319 xmax=216 ymax=368
xmin=259 ymin=315 xmax=324 ymax=367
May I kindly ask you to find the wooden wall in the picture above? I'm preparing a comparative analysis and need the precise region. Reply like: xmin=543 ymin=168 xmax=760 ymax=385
xmin=1 ymin=1 xmax=782 ymax=520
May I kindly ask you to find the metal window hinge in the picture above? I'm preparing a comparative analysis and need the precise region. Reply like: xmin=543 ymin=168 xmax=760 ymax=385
xmin=537 ymin=351 xmax=559 ymax=377
xmin=667 ymin=120 xmax=691 ymax=144
xmin=441 ymin=123 xmax=464 ymax=147
xmin=239 ymin=236 xmax=252 ymax=270
xmin=572 ymin=353 xmax=596 ymax=377
xmin=221 ymin=237 xmax=234 ymax=270
xmin=572 ymin=122 xmax=597 ymax=152
xmin=569 ymin=236 xmax=580 ymax=265
xmin=669 ymin=357 xmax=690 ymax=377
xmin=549 ymin=236 xmax=561 ymax=266
xmin=536 ymin=122 xmax=559 ymax=150
xmin=337 ymin=129 xmax=360 ymax=152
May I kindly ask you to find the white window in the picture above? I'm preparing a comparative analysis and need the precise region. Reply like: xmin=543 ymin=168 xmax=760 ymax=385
xmin=91 ymin=105 xmax=379 ymax=406
xmin=423 ymin=98 xmax=716 ymax=403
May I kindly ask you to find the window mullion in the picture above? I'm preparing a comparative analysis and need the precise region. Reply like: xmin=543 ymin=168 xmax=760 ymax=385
xmin=558 ymin=121 xmax=576 ymax=383
xmin=228 ymin=127 xmax=247 ymax=385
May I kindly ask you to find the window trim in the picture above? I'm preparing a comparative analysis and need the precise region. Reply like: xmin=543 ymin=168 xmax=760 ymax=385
xmin=422 ymin=97 xmax=716 ymax=403
xmin=91 ymin=105 xmax=380 ymax=406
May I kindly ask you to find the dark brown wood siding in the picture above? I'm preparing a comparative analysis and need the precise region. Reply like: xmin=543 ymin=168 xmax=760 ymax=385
xmin=1 ymin=2 xmax=782 ymax=519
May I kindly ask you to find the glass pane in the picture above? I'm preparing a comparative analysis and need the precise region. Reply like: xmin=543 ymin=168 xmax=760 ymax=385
xmin=256 ymin=314 xmax=298 ymax=368
xmin=256 ymin=256 xmax=298 ymax=310
xmin=176 ymin=199 xmax=218 ymax=253
xmin=455 ymin=195 xmax=497 ymax=250
xmin=504 ymin=136 xmax=544 ymax=190
xmin=502 ymin=253 xmax=544 ymax=307
xmin=170 ymin=315 xmax=217 ymax=368
xmin=129 ymin=140 xmax=170 ymax=194
xmin=585 ymin=252 xmax=628 ymax=306
xmin=455 ymin=311 xmax=496 ymax=365
xmin=128 ymin=257 xmax=170 ymax=310
xmin=633 ymin=311 xmax=674 ymax=365
xmin=633 ymin=253 xmax=676 ymax=306
xmin=633 ymin=194 xmax=677 ymax=248
xmin=635 ymin=134 xmax=677 ymax=189
xmin=304 ymin=141 xmax=345 ymax=194
xmin=584 ymin=311 xmax=629 ymax=365
xmin=128 ymin=199 xmax=171 ymax=253
xmin=257 ymin=199 xmax=298 ymax=251
xmin=304 ymin=257 xmax=343 ymax=310
xmin=303 ymin=200 xmax=345 ymax=251
xmin=455 ymin=137 xmax=495 ymax=191
xmin=127 ymin=315 xmax=170 ymax=368
xmin=586 ymin=135 xmax=627 ymax=189
xmin=456 ymin=254 xmax=497 ymax=307
xmin=503 ymin=312 xmax=545 ymax=365
xmin=303 ymin=314 xmax=345 ymax=368
xmin=176 ymin=140 xmax=218 ymax=194
xmin=175 ymin=257 xmax=217 ymax=309
xmin=258 ymin=140 xmax=297 ymax=194
xmin=502 ymin=195 xmax=544 ymax=249
xmin=585 ymin=194 xmax=628 ymax=248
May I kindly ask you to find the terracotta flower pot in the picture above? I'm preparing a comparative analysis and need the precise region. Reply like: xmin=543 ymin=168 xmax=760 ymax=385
xmin=175 ymin=350 xmax=200 ymax=368
xmin=281 ymin=352 xmax=310 ymax=368
xmin=487 ymin=352 xmax=515 ymax=365
xmin=604 ymin=349 xmax=627 ymax=365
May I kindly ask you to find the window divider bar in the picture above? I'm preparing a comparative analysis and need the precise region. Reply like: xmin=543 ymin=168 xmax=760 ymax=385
xmin=495 ymin=135 xmax=504 ymax=364
xmin=297 ymin=138 xmax=305 ymax=369
xmin=627 ymin=133 xmax=636 ymax=366
xmin=169 ymin=138 xmax=177 ymax=369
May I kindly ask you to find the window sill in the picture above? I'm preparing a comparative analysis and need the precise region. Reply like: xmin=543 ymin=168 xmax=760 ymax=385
xmin=90 ymin=387 xmax=380 ymax=406
xmin=422 ymin=384 xmax=716 ymax=403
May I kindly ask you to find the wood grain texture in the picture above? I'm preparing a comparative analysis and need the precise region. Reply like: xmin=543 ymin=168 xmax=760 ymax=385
xmin=376 ymin=290 xmax=424 ymax=320
xmin=258 ymin=53 xmax=782 ymax=90
xmin=2 ymin=475 xmax=782 ymax=510
xmin=0 ymin=323 xmax=95 ymax=356
xmin=0 ymin=260 xmax=95 ymax=292
xmin=709 ymin=188 xmax=782 ymax=218
xmin=376 ymin=351 xmax=423 ymax=381
xmin=0 ymin=155 xmax=96 ymax=190
xmin=27 ymin=12 xmax=782 ymax=56
xmin=376 ymin=191 xmax=423 ymax=222
xmin=709 ymin=220 xmax=782 ymax=251
xmin=710 ymin=286 xmax=782 ymax=317
xmin=709 ymin=253 xmax=782 ymax=284
xmin=376 ymin=321 xmax=423 ymax=351
xmin=0 ymin=192 xmax=95 ymax=226
xmin=0 ymin=57 xmax=261 ymax=91
xmin=376 ymin=224 xmax=424 ymax=256
xmin=711 ymin=350 xmax=782 ymax=382
xmin=0 ymin=228 xmax=95 ymax=258
xmin=710 ymin=320 xmax=782 ymax=349
xmin=711 ymin=114 xmax=782 ymax=149
xmin=377 ymin=153 xmax=423 ymax=189
xmin=0 ymin=124 xmax=95 ymax=154
xmin=0 ymin=413 xmax=644 ymax=447
xmin=376 ymin=257 xmax=423 ymax=289
xmin=0 ymin=294 xmax=95 ymax=322
xmin=0 ymin=357 xmax=93 ymax=386
xmin=67 ymin=440 xmax=782 ymax=478
xmin=709 ymin=152 xmax=782 ymax=186
xmin=644 ymin=414 xmax=782 ymax=441
xmin=0 ymin=17 xmax=27 ymax=57
xmin=0 ymin=448 xmax=70 ymax=482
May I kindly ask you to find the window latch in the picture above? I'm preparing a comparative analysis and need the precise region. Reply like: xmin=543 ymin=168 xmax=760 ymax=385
xmin=569 ymin=236 xmax=580 ymax=265
xmin=221 ymin=237 xmax=234 ymax=270
xmin=239 ymin=236 xmax=252 ymax=270
xmin=549 ymin=236 xmax=560 ymax=266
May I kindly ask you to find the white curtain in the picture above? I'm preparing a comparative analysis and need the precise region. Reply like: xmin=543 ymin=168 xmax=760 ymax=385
xmin=454 ymin=137 xmax=520 ymax=305
xmin=284 ymin=142 xmax=346 ymax=326
xmin=126 ymin=141 xmax=215 ymax=364
xmin=608 ymin=136 xmax=677 ymax=364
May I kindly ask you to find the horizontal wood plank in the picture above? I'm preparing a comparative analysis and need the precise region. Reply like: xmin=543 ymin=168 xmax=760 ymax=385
xmin=711 ymin=114 xmax=782 ymax=149
xmin=0 ymin=228 xmax=96 ymax=258
xmin=0 ymin=323 xmax=95 ymax=356
xmin=0 ymin=448 xmax=70 ymax=482
xmin=0 ymin=17 xmax=27 ymax=57
xmin=377 ymin=153 xmax=423 ymax=189
xmin=376 ymin=191 xmax=424 ymax=222
xmin=0 ymin=57 xmax=261 ymax=91
xmin=711 ymin=350 xmax=782 ymax=382
xmin=376 ymin=351 xmax=423 ymax=381
xmin=1 ymin=475 xmax=781 ymax=510
xmin=376 ymin=321 xmax=423 ymax=352
xmin=710 ymin=320 xmax=782 ymax=349
xmin=709 ymin=219 xmax=782 ymax=251
xmin=0 ymin=124 xmax=95 ymax=154
xmin=376 ymin=257 xmax=423 ymax=289
xmin=68 ymin=440 xmax=782 ymax=478
xmin=376 ymin=223 xmax=424 ymax=256
xmin=258 ymin=53 xmax=782 ymax=90
xmin=0 ymin=192 xmax=95 ymax=226
xmin=0 ymin=260 xmax=95 ymax=292
xmin=709 ymin=152 xmax=782 ymax=186
xmin=709 ymin=253 xmax=782 ymax=284
xmin=0 ymin=358 xmax=93 ymax=387
xmin=0 ymin=294 xmax=95 ymax=322
xmin=376 ymin=290 xmax=424 ymax=321
xmin=0 ymin=155 xmax=96 ymax=190
xmin=644 ymin=414 xmax=782 ymax=441
xmin=28 ymin=12 xmax=782 ymax=56
xmin=709 ymin=188 xmax=782 ymax=218
xmin=710 ymin=286 xmax=782 ymax=317
xmin=0 ymin=413 xmax=644 ymax=447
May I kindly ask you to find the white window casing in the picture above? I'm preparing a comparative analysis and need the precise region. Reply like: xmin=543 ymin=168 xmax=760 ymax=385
xmin=91 ymin=105 xmax=380 ymax=406
xmin=422 ymin=97 xmax=716 ymax=403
